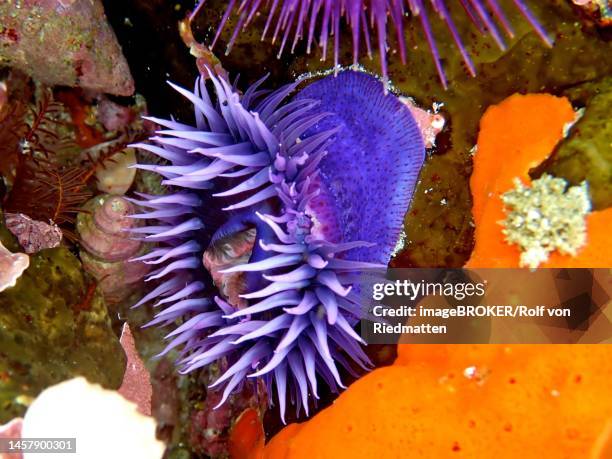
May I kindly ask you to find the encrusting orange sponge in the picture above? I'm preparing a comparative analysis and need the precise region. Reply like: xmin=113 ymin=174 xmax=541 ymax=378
xmin=242 ymin=94 xmax=612 ymax=459
xmin=467 ymin=93 xmax=612 ymax=268
xmin=262 ymin=344 xmax=612 ymax=458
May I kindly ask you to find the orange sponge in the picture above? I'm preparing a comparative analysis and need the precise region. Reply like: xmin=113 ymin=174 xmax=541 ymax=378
xmin=264 ymin=344 xmax=612 ymax=459
xmin=467 ymin=93 xmax=612 ymax=268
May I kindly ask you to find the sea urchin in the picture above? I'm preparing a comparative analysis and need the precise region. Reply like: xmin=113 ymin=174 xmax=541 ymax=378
xmin=193 ymin=0 xmax=552 ymax=88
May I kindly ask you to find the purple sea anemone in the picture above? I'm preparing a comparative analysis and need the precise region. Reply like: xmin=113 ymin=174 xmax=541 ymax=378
xmin=131 ymin=69 xmax=424 ymax=419
xmin=193 ymin=0 xmax=551 ymax=88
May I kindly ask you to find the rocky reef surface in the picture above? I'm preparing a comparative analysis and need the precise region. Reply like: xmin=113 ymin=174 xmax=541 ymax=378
xmin=0 ymin=209 xmax=125 ymax=423
xmin=0 ymin=0 xmax=610 ymax=457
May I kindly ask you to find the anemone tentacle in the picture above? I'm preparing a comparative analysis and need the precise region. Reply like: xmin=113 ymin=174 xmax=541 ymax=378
xmin=193 ymin=0 xmax=550 ymax=88
xmin=133 ymin=69 xmax=425 ymax=420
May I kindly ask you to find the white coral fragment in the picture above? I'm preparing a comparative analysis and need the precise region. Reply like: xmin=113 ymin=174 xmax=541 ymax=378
xmin=22 ymin=377 xmax=165 ymax=459
xmin=500 ymin=174 xmax=591 ymax=269
xmin=0 ymin=240 xmax=29 ymax=293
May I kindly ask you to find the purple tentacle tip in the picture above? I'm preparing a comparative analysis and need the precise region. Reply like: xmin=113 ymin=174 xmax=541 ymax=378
xmin=132 ymin=69 xmax=425 ymax=420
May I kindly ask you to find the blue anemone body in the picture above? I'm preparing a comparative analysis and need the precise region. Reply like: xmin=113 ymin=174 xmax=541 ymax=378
xmin=132 ymin=70 xmax=425 ymax=419
xmin=295 ymin=72 xmax=424 ymax=263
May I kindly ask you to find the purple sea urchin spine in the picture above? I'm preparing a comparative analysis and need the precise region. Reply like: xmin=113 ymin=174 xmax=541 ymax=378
xmin=195 ymin=0 xmax=551 ymax=87
xmin=132 ymin=69 xmax=424 ymax=419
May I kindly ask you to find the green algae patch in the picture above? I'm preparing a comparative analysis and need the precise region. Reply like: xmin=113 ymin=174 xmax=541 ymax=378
xmin=0 ymin=246 xmax=126 ymax=423
xmin=547 ymin=77 xmax=612 ymax=210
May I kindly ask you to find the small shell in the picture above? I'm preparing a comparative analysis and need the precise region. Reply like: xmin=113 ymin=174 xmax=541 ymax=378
xmin=202 ymin=228 xmax=256 ymax=309
xmin=95 ymin=148 xmax=137 ymax=195
xmin=0 ymin=239 xmax=29 ymax=293
xmin=78 ymin=194 xmax=142 ymax=262
xmin=77 ymin=194 xmax=149 ymax=303
xmin=97 ymin=98 xmax=135 ymax=132
xmin=80 ymin=247 xmax=150 ymax=304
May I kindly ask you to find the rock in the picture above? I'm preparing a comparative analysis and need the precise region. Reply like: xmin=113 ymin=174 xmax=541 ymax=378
xmin=97 ymin=97 xmax=136 ymax=132
xmin=4 ymin=213 xmax=63 ymax=254
xmin=551 ymin=76 xmax=612 ymax=209
xmin=0 ymin=247 xmax=126 ymax=423
xmin=571 ymin=0 xmax=612 ymax=27
xmin=399 ymin=97 xmax=445 ymax=149
xmin=187 ymin=373 xmax=267 ymax=458
xmin=0 ymin=0 xmax=134 ymax=96
xmin=118 ymin=323 xmax=153 ymax=416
